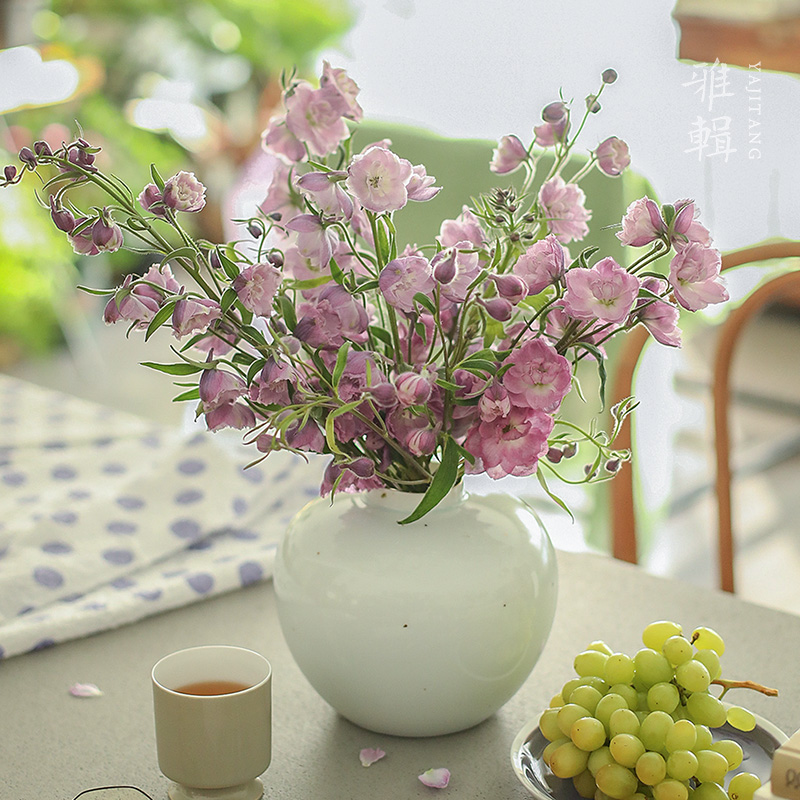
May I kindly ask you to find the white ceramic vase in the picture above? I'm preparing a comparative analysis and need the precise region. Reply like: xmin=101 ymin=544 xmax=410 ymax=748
xmin=273 ymin=486 xmax=558 ymax=737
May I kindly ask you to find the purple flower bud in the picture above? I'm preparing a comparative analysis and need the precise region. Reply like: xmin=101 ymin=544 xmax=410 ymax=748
xmin=542 ymin=102 xmax=568 ymax=123
xmin=407 ymin=427 xmax=437 ymax=457
xmin=138 ymin=183 xmax=166 ymax=218
xmin=163 ymin=171 xmax=206 ymax=213
xmin=209 ymin=250 xmax=223 ymax=271
xmin=247 ymin=220 xmax=264 ymax=238
xmin=33 ymin=141 xmax=52 ymax=157
xmin=395 ymin=371 xmax=432 ymax=407
xmin=369 ymin=382 xmax=398 ymax=409
xmin=267 ymin=251 xmax=284 ymax=267
xmin=491 ymin=273 xmax=527 ymax=305
xmin=67 ymin=146 xmax=96 ymax=171
xmin=562 ymin=442 xmax=578 ymax=459
xmin=586 ymin=94 xmax=601 ymax=114
xmin=91 ymin=215 xmax=124 ymax=252
xmin=346 ymin=457 xmax=375 ymax=479
xmin=481 ymin=297 xmax=514 ymax=322
xmin=18 ymin=147 xmax=36 ymax=168
xmin=546 ymin=446 xmax=563 ymax=464
xmin=49 ymin=196 xmax=76 ymax=233
xmin=3 ymin=165 xmax=17 ymax=182
xmin=595 ymin=137 xmax=631 ymax=177
xmin=432 ymin=249 xmax=457 ymax=284
xmin=605 ymin=457 xmax=621 ymax=473
xmin=602 ymin=68 xmax=618 ymax=84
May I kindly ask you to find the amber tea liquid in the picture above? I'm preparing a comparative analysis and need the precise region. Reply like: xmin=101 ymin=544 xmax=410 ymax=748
xmin=176 ymin=680 xmax=250 ymax=696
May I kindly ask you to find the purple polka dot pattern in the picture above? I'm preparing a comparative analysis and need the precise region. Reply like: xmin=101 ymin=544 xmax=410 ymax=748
xmin=103 ymin=548 xmax=135 ymax=565
xmin=106 ymin=520 xmax=137 ymax=535
xmin=51 ymin=465 xmax=77 ymax=480
xmin=232 ymin=497 xmax=248 ymax=516
xmin=102 ymin=462 xmax=126 ymax=474
xmin=116 ymin=495 xmax=145 ymax=510
xmin=171 ymin=518 xmax=202 ymax=540
xmin=241 ymin=467 xmax=264 ymax=484
xmin=232 ymin=529 xmax=258 ymax=540
xmin=187 ymin=573 xmax=214 ymax=594
xmin=177 ymin=458 xmax=206 ymax=475
xmin=51 ymin=511 xmax=78 ymax=525
xmin=111 ymin=577 xmax=135 ymax=589
xmin=2 ymin=472 xmax=27 ymax=487
xmin=175 ymin=489 xmax=203 ymax=505
xmin=239 ymin=562 xmax=263 ymax=586
xmin=136 ymin=589 xmax=163 ymax=601
xmin=32 ymin=639 xmax=55 ymax=651
xmin=41 ymin=541 xmax=72 ymax=555
xmin=33 ymin=567 xmax=64 ymax=588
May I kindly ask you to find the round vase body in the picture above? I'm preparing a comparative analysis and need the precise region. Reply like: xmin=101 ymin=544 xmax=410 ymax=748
xmin=273 ymin=487 xmax=558 ymax=737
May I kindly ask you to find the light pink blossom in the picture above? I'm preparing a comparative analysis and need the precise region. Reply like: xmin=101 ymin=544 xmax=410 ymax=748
xmin=346 ymin=146 xmax=414 ymax=213
xmin=285 ymin=214 xmax=338 ymax=268
xmin=671 ymin=199 xmax=712 ymax=250
xmin=296 ymin=171 xmax=354 ymax=220
xmin=69 ymin=216 xmax=100 ymax=256
xmin=284 ymin=80 xmax=350 ymax=158
xmin=563 ymin=257 xmax=640 ymax=324
xmin=668 ymin=243 xmax=728 ymax=311
xmin=261 ymin=116 xmax=306 ymax=164
xmin=259 ymin=162 xmax=299 ymax=219
xmin=534 ymin=102 xmax=570 ymax=147
xmin=320 ymin=61 xmax=363 ymax=122
xmin=379 ymin=255 xmax=435 ymax=313
xmin=163 ymin=171 xmax=206 ymax=212
xmin=633 ymin=277 xmax=682 ymax=347
xmin=406 ymin=163 xmax=441 ymax=202
xmin=138 ymin=183 xmax=167 ymax=217
xmin=616 ymin=197 xmax=665 ymax=247
xmin=595 ymin=136 xmax=631 ymax=176
xmin=502 ymin=338 xmax=572 ymax=413
xmin=439 ymin=206 xmax=486 ymax=249
xmin=233 ymin=262 xmax=282 ymax=317
xmin=539 ymin=176 xmax=591 ymax=243
xmin=464 ymin=407 xmax=554 ymax=479
xmin=294 ymin=285 xmax=369 ymax=347
xmin=200 ymin=368 xmax=246 ymax=410
xmin=249 ymin=357 xmax=294 ymax=406
xmin=321 ymin=458 xmax=383 ymax=496
xmin=204 ymin=401 xmax=256 ymax=432
xmin=432 ymin=244 xmax=481 ymax=303
xmin=490 ymin=134 xmax=528 ymax=174
xmin=478 ymin=381 xmax=511 ymax=422
xmin=513 ymin=234 xmax=568 ymax=295
xmin=172 ymin=297 xmax=222 ymax=338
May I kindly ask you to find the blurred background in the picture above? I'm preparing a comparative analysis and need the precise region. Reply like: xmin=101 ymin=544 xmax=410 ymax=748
xmin=2 ymin=0 xmax=799 ymax=610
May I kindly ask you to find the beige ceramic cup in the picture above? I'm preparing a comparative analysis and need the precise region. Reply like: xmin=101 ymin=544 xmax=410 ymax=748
xmin=152 ymin=645 xmax=272 ymax=800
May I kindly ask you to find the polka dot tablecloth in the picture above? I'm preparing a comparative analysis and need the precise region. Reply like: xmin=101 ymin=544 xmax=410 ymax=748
xmin=0 ymin=375 xmax=321 ymax=659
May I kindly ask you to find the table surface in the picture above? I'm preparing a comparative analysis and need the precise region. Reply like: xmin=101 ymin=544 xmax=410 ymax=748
xmin=2 ymin=549 xmax=798 ymax=800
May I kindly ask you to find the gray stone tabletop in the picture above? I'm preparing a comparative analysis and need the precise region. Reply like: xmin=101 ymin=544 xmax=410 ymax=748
xmin=2 ymin=550 xmax=798 ymax=800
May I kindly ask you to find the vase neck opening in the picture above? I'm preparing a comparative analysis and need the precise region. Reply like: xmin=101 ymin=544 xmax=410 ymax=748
xmin=358 ymin=484 xmax=465 ymax=513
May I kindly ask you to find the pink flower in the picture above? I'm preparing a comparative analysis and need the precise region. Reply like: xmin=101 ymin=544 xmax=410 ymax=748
xmin=633 ymin=277 xmax=682 ymax=347
xmin=163 ymin=171 xmax=206 ymax=212
xmin=406 ymin=163 xmax=441 ymax=202
xmin=513 ymin=234 xmax=568 ymax=295
xmin=387 ymin=401 xmax=441 ymax=456
xmin=668 ymin=243 xmax=728 ymax=311
xmin=320 ymin=61 xmax=363 ymax=122
xmin=138 ymin=183 xmax=167 ymax=217
xmin=260 ymin=162 xmax=300 ymax=219
xmin=502 ymin=338 xmax=572 ymax=413
xmin=491 ymin=273 xmax=527 ymax=305
xmin=104 ymin=265 xmax=181 ymax=328
xmin=249 ymin=357 xmax=294 ymax=406
xmin=464 ymin=407 xmax=554 ymax=479
xmin=616 ymin=197 xmax=665 ymax=247
xmin=490 ymin=134 xmax=528 ymax=174
xmin=91 ymin=216 xmax=124 ymax=252
xmin=172 ymin=297 xmax=222 ymax=338
xmin=284 ymin=80 xmax=350 ymax=158
xmin=232 ymin=262 xmax=282 ymax=317
xmin=563 ymin=257 xmax=640 ymax=324
xmin=478 ymin=381 xmax=511 ymax=422
xmin=321 ymin=458 xmax=383 ymax=496
xmin=534 ymin=102 xmax=570 ymax=147
xmin=200 ymin=368 xmax=246 ymax=410
xmin=285 ymin=214 xmax=338 ymax=268
xmin=671 ymin=199 xmax=712 ymax=250
xmin=395 ymin=370 xmax=434 ymax=406
xmin=204 ymin=401 xmax=255 ymax=432
xmin=261 ymin=116 xmax=306 ymax=164
xmin=346 ymin=146 xmax=413 ymax=213
xmin=296 ymin=171 xmax=354 ymax=220
xmin=294 ymin=285 xmax=369 ymax=347
xmin=595 ymin=136 xmax=631 ymax=176
xmin=439 ymin=206 xmax=486 ymax=249
xmin=379 ymin=255 xmax=435 ymax=313
xmin=539 ymin=176 xmax=591 ymax=243
xmin=432 ymin=244 xmax=481 ymax=303
xmin=69 ymin=217 xmax=100 ymax=256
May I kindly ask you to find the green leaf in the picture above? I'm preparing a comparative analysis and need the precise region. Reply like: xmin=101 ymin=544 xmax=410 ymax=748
xmin=536 ymin=469 xmax=575 ymax=522
xmin=141 ymin=361 xmax=204 ymax=376
xmin=374 ymin=216 xmax=391 ymax=265
xmin=576 ymin=246 xmax=600 ymax=270
xmin=279 ymin=295 xmax=297 ymax=331
xmin=232 ymin=351 xmax=256 ymax=366
xmin=288 ymin=275 xmax=333 ymax=290
xmin=413 ymin=292 xmax=436 ymax=315
xmin=144 ymin=298 xmax=178 ymax=342
xmin=368 ymin=325 xmax=393 ymax=347
xmin=354 ymin=279 xmax=380 ymax=294
xmin=576 ymin=341 xmax=607 ymax=410
xmin=398 ymin=436 xmax=460 ymax=525
xmin=161 ymin=246 xmax=197 ymax=266
xmin=247 ymin=358 xmax=267 ymax=385
xmin=150 ymin=164 xmax=165 ymax=191
xmin=329 ymin=257 xmax=345 ymax=286
xmin=456 ymin=357 xmax=496 ymax=375
xmin=435 ymin=378 xmax=462 ymax=392
xmin=332 ymin=341 xmax=351 ymax=389
xmin=220 ymin=287 xmax=238 ymax=316
xmin=172 ymin=388 xmax=200 ymax=402
xmin=77 ymin=285 xmax=116 ymax=296
xmin=217 ymin=251 xmax=242 ymax=280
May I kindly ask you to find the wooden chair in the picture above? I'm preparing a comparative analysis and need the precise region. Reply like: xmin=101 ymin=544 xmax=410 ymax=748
xmin=610 ymin=241 xmax=800 ymax=592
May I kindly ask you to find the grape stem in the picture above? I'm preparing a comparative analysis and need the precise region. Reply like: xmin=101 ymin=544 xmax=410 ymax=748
xmin=712 ymin=678 xmax=779 ymax=698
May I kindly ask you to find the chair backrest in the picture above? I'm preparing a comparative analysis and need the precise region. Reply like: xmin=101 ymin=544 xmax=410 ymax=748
xmin=610 ymin=240 xmax=800 ymax=592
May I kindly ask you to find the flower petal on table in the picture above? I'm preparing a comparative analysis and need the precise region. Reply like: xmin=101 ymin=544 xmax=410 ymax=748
xmin=68 ymin=682 xmax=103 ymax=697
xmin=418 ymin=767 xmax=450 ymax=788
xmin=359 ymin=747 xmax=386 ymax=767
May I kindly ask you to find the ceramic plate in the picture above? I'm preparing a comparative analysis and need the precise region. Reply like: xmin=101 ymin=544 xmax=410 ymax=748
xmin=511 ymin=710 xmax=787 ymax=800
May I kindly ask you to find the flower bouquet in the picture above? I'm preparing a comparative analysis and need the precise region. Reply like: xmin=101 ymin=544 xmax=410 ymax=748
xmin=2 ymin=63 xmax=728 ymax=524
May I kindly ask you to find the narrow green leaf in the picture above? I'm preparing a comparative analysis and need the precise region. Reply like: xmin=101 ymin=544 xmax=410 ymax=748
xmin=141 ymin=361 xmax=204 ymax=376
xmin=220 ymin=287 xmax=238 ymax=316
xmin=232 ymin=351 xmax=256 ymax=366
xmin=329 ymin=257 xmax=345 ymax=286
xmin=331 ymin=341 xmax=351 ymax=389
xmin=536 ymin=469 xmax=575 ymax=522
xmin=150 ymin=164 xmax=165 ymax=191
xmin=368 ymin=325 xmax=393 ymax=347
xmin=288 ymin=275 xmax=333 ymax=290
xmin=144 ymin=298 xmax=178 ymax=341
xmin=398 ymin=436 xmax=459 ymax=525
xmin=217 ymin=251 xmax=241 ymax=280
xmin=434 ymin=378 xmax=461 ymax=392
xmin=247 ymin=358 xmax=267 ymax=385
xmin=354 ymin=279 xmax=380 ymax=294
xmin=576 ymin=341 xmax=607 ymax=410
xmin=77 ymin=285 xmax=116 ymax=296
xmin=172 ymin=388 xmax=200 ymax=402
xmin=161 ymin=246 xmax=196 ymax=266
xmin=374 ymin=216 xmax=391 ymax=264
xmin=279 ymin=295 xmax=297 ymax=331
xmin=576 ymin=246 xmax=600 ymax=270
xmin=413 ymin=292 xmax=436 ymax=315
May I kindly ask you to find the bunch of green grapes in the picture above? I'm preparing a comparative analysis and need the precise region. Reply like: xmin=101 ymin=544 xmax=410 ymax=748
xmin=539 ymin=620 xmax=777 ymax=800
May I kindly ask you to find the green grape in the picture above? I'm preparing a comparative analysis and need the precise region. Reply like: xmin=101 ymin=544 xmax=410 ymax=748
xmin=693 ymin=650 xmax=722 ymax=681
xmin=609 ymin=733 xmax=645 ymax=768
xmin=575 ymin=650 xmax=609 ymax=678
xmin=711 ymin=739 xmax=743 ymax=770
xmin=609 ymin=683 xmax=639 ymax=711
xmin=666 ymin=719 xmax=697 ymax=752
xmin=605 ymin=653 xmax=636 ymax=685
xmin=573 ymin=768 xmax=597 ymax=799
xmin=663 ymin=635 xmax=694 ymax=666
xmin=693 ymin=725 xmax=714 ymax=751
xmin=544 ymin=737 xmax=569 ymax=766
xmin=653 ymin=778 xmax=689 ymax=800
xmin=648 ymin=682 xmax=680 ymax=713
xmin=666 ymin=749 xmax=698 ymax=781
xmin=562 ymin=678 xmax=583 ymax=703
xmin=693 ymin=781 xmax=729 ymax=800
xmin=579 ymin=676 xmax=611 ymax=693
xmin=558 ymin=703 xmax=591 ymax=737
xmin=595 ymin=763 xmax=639 ymax=799
xmin=686 ymin=693 xmax=727 ymax=727
xmin=692 ymin=627 xmax=726 ymax=656
xmin=571 ymin=716 xmax=608 ymax=752
xmin=588 ymin=640 xmax=614 ymax=656
xmin=676 ymin=660 xmax=711 ymax=693
xmin=635 ymin=751 xmax=667 ymax=785
xmin=640 ymin=711 xmax=674 ymax=751
xmin=726 ymin=706 xmax=756 ymax=732
xmin=550 ymin=741 xmax=590 ymax=778
xmin=643 ymin=620 xmax=683 ymax=651
xmin=634 ymin=648 xmax=674 ymax=687
xmin=588 ymin=745 xmax=615 ymax=777
xmin=694 ymin=749 xmax=729 ymax=784
xmin=539 ymin=707 xmax=563 ymax=741
xmin=609 ymin=708 xmax=640 ymax=738
xmin=596 ymin=693 xmax=629 ymax=732
xmin=728 ymin=772 xmax=761 ymax=800
xmin=550 ymin=693 xmax=566 ymax=708
xmin=570 ymin=685 xmax=604 ymax=714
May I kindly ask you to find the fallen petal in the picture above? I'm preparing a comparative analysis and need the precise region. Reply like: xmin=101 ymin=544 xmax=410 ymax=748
xmin=418 ymin=768 xmax=450 ymax=788
xmin=69 ymin=682 xmax=103 ymax=698
xmin=359 ymin=747 xmax=386 ymax=767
